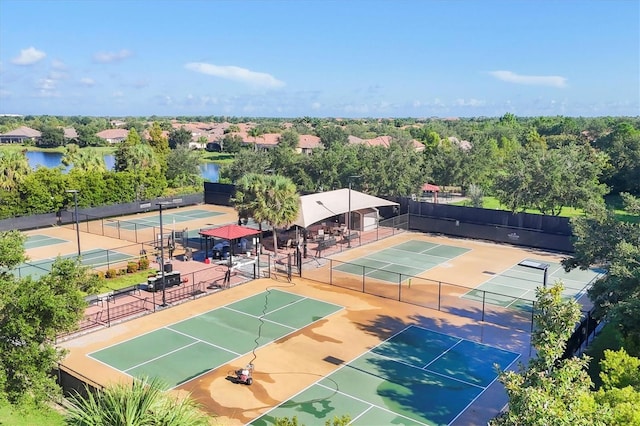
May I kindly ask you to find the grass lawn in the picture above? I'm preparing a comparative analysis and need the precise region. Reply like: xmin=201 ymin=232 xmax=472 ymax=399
xmin=0 ymin=402 xmax=66 ymax=426
xmin=94 ymin=269 xmax=158 ymax=294
xmin=0 ymin=144 xmax=115 ymax=155
xmin=200 ymin=151 xmax=235 ymax=164
xmin=452 ymin=196 xmax=640 ymax=223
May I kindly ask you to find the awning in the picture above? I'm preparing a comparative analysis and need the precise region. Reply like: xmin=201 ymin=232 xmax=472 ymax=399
xmin=199 ymin=224 xmax=260 ymax=240
xmin=421 ymin=183 xmax=440 ymax=192
xmin=293 ymin=188 xmax=398 ymax=228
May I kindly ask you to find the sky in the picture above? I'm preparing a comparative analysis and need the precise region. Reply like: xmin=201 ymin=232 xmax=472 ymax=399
xmin=0 ymin=0 xmax=638 ymax=118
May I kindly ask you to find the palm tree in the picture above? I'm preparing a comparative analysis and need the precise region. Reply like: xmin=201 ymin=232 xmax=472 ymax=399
xmin=0 ymin=149 xmax=31 ymax=191
xmin=234 ymin=173 xmax=300 ymax=254
xmin=65 ymin=377 xmax=210 ymax=426
xmin=258 ymin=174 xmax=299 ymax=254
xmin=63 ymin=144 xmax=107 ymax=172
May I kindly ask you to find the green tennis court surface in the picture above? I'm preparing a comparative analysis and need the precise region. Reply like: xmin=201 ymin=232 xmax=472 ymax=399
xmin=104 ymin=209 xmax=223 ymax=230
xmin=463 ymin=258 xmax=604 ymax=310
xmin=24 ymin=234 xmax=68 ymax=250
xmin=333 ymin=240 xmax=470 ymax=283
xmin=13 ymin=248 xmax=133 ymax=279
xmin=89 ymin=290 xmax=343 ymax=388
xmin=252 ymin=326 xmax=519 ymax=425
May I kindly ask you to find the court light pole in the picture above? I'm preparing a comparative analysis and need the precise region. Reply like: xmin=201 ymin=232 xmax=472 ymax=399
xmin=157 ymin=201 xmax=172 ymax=307
xmin=66 ymin=189 xmax=81 ymax=257
xmin=347 ymin=175 xmax=361 ymax=248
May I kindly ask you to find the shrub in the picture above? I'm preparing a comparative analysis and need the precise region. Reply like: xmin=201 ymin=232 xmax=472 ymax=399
xmin=105 ymin=269 xmax=117 ymax=279
xmin=118 ymin=268 xmax=127 ymax=276
xmin=138 ymin=257 xmax=149 ymax=270
xmin=94 ymin=271 xmax=105 ymax=280
xmin=127 ymin=262 xmax=139 ymax=273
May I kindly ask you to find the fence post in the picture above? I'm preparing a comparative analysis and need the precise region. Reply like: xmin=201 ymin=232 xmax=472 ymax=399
xmin=531 ymin=301 xmax=536 ymax=333
xmin=398 ymin=274 xmax=402 ymax=301
xmin=438 ymin=281 xmax=441 ymax=311
xmin=329 ymin=259 xmax=333 ymax=285
xmin=107 ymin=302 xmax=111 ymax=327
xmin=481 ymin=291 xmax=486 ymax=322
xmin=101 ymin=218 xmax=105 ymax=236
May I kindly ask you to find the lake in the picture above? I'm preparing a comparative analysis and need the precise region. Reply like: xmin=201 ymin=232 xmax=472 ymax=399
xmin=24 ymin=151 xmax=219 ymax=182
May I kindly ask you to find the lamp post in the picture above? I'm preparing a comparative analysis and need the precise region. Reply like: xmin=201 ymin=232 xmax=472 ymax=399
xmin=157 ymin=201 xmax=172 ymax=307
xmin=347 ymin=175 xmax=361 ymax=248
xmin=66 ymin=189 xmax=81 ymax=257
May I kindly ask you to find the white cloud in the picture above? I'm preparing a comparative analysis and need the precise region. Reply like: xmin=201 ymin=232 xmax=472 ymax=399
xmin=80 ymin=77 xmax=95 ymax=87
xmin=12 ymin=47 xmax=46 ymax=65
xmin=184 ymin=62 xmax=285 ymax=88
xmin=93 ymin=49 xmax=133 ymax=63
xmin=455 ymin=98 xmax=486 ymax=107
xmin=35 ymin=78 xmax=59 ymax=98
xmin=311 ymin=102 xmax=321 ymax=110
xmin=51 ymin=59 xmax=66 ymax=69
xmin=489 ymin=70 xmax=567 ymax=88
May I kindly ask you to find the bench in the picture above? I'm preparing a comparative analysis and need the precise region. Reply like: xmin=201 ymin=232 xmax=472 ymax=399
xmin=316 ymin=237 xmax=337 ymax=253
xmin=108 ymin=284 xmax=140 ymax=302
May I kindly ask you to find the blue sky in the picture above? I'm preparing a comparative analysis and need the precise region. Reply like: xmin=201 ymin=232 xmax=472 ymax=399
xmin=0 ymin=0 xmax=638 ymax=118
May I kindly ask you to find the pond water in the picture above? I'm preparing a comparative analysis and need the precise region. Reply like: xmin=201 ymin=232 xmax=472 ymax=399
xmin=24 ymin=151 xmax=219 ymax=182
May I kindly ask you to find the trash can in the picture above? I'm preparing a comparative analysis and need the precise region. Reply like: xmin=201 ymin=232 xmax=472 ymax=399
xmin=164 ymin=263 xmax=173 ymax=273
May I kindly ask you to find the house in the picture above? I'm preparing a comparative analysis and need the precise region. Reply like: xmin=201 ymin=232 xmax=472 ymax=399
xmin=96 ymin=129 xmax=129 ymax=144
xmin=348 ymin=135 xmax=425 ymax=152
xmin=63 ymin=127 xmax=78 ymax=140
xmin=0 ymin=126 xmax=41 ymax=143
xmin=243 ymin=133 xmax=281 ymax=151
xmin=297 ymin=134 xmax=322 ymax=155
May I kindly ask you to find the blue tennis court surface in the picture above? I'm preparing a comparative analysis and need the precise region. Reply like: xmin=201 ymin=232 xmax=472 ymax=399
xmin=24 ymin=234 xmax=67 ymax=250
xmin=252 ymin=326 xmax=519 ymax=425
xmin=12 ymin=248 xmax=134 ymax=279
xmin=333 ymin=240 xmax=470 ymax=283
xmin=104 ymin=209 xmax=222 ymax=230
xmin=463 ymin=258 xmax=604 ymax=309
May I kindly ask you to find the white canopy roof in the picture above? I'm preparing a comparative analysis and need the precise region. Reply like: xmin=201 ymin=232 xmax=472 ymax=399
xmin=292 ymin=188 xmax=398 ymax=228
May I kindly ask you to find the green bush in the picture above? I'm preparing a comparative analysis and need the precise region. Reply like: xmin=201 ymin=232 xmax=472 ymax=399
xmin=105 ymin=269 xmax=117 ymax=279
xmin=138 ymin=257 xmax=149 ymax=270
xmin=126 ymin=262 xmax=139 ymax=273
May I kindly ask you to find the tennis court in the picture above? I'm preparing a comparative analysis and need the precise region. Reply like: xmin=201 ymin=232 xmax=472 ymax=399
xmin=88 ymin=290 xmax=343 ymax=388
xmin=24 ymin=234 xmax=68 ymax=250
xmin=252 ymin=325 xmax=519 ymax=426
xmin=104 ymin=208 xmax=222 ymax=230
xmin=333 ymin=240 xmax=470 ymax=283
xmin=14 ymin=248 xmax=133 ymax=279
xmin=463 ymin=258 xmax=603 ymax=310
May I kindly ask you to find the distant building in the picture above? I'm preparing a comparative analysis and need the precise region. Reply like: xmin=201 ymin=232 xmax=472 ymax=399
xmin=0 ymin=126 xmax=41 ymax=143
xmin=96 ymin=129 xmax=129 ymax=144
xmin=297 ymin=134 xmax=322 ymax=155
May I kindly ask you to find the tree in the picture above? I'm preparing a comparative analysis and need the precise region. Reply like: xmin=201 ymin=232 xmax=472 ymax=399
xmin=563 ymin=195 xmax=640 ymax=353
xmin=38 ymin=126 xmax=65 ymax=148
xmin=491 ymin=284 xmax=600 ymax=425
xmin=220 ymin=149 xmax=270 ymax=184
xmin=494 ymin=143 xmax=607 ymax=215
xmin=62 ymin=144 xmax=107 ymax=173
xmin=0 ymin=149 xmax=31 ymax=191
xmin=278 ymin=129 xmax=300 ymax=150
xmin=222 ymin=133 xmax=243 ymax=153
xmin=234 ymin=173 xmax=299 ymax=254
xmin=114 ymin=129 xmax=166 ymax=199
xmin=317 ymin=125 xmax=348 ymax=149
xmin=168 ymin=126 xmax=193 ymax=149
xmin=166 ymin=144 xmax=202 ymax=188
xmin=147 ymin=121 xmax=170 ymax=177
xmin=594 ymin=349 xmax=640 ymax=425
xmin=66 ymin=377 xmax=210 ymax=426
xmin=0 ymin=231 xmax=92 ymax=405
